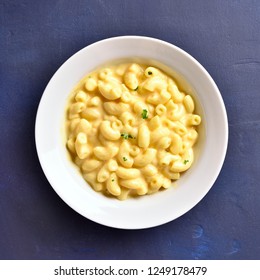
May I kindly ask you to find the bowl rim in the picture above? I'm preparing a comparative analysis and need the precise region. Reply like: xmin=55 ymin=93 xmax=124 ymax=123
xmin=35 ymin=35 xmax=228 ymax=229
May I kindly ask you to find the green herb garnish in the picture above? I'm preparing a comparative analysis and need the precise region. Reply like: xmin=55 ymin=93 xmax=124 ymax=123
xmin=121 ymin=133 xmax=134 ymax=139
xmin=112 ymin=179 xmax=115 ymax=182
xmin=134 ymin=86 xmax=139 ymax=91
xmin=123 ymin=157 xmax=127 ymax=161
xmin=141 ymin=109 xmax=148 ymax=119
xmin=184 ymin=160 xmax=189 ymax=165
xmin=148 ymin=71 xmax=153 ymax=75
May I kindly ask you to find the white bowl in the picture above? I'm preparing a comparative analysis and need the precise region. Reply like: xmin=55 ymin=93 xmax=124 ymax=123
xmin=35 ymin=36 xmax=228 ymax=229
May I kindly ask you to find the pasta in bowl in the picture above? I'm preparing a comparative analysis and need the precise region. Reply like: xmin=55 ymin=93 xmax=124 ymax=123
xmin=65 ymin=62 xmax=201 ymax=199
xmin=35 ymin=36 xmax=228 ymax=229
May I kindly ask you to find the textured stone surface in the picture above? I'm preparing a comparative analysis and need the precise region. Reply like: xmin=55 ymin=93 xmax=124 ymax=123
xmin=0 ymin=0 xmax=260 ymax=259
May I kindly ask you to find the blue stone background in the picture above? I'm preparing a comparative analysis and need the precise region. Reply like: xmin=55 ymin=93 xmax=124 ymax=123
xmin=0 ymin=0 xmax=260 ymax=259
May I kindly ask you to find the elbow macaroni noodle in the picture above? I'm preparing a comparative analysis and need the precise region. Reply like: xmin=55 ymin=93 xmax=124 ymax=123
xmin=65 ymin=62 xmax=201 ymax=200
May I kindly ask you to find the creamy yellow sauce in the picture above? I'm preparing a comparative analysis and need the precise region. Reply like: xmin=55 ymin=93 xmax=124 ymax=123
xmin=65 ymin=62 xmax=201 ymax=200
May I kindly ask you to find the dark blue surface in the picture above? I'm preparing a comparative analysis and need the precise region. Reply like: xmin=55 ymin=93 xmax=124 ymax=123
xmin=1 ymin=0 xmax=260 ymax=260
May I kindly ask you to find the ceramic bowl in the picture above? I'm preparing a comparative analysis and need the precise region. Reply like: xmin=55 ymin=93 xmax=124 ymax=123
xmin=35 ymin=36 xmax=228 ymax=229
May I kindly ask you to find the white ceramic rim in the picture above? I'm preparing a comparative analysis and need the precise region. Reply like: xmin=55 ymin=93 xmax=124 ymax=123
xmin=35 ymin=36 xmax=228 ymax=229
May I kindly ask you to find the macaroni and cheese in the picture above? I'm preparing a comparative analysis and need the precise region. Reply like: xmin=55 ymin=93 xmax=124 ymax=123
xmin=65 ymin=62 xmax=201 ymax=200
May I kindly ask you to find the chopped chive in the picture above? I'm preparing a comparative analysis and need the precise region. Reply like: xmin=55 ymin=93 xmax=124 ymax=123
xmin=148 ymin=71 xmax=152 ymax=75
xmin=184 ymin=160 xmax=189 ymax=165
xmin=134 ymin=86 xmax=139 ymax=91
xmin=141 ymin=109 xmax=148 ymax=119
xmin=123 ymin=157 xmax=127 ymax=161
xmin=121 ymin=133 xmax=128 ymax=139
xmin=112 ymin=179 xmax=115 ymax=182
xmin=121 ymin=133 xmax=134 ymax=139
